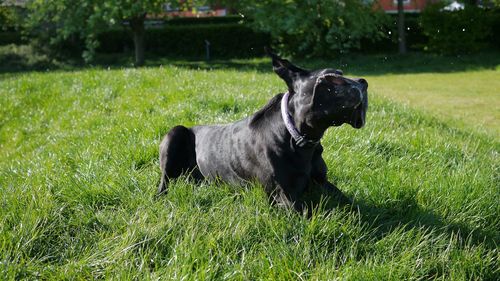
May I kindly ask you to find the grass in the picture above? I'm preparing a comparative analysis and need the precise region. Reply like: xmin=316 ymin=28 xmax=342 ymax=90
xmin=367 ymin=70 xmax=500 ymax=136
xmin=0 ymin=53 xmax=499 ymax=280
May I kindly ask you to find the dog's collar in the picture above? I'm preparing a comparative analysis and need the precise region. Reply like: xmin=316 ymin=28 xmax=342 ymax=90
xmin=281 ymin=92 xmax=319 ymax=148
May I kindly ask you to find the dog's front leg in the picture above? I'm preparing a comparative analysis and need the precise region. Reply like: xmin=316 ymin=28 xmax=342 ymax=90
xmin=310 ymin=146 xmax=351 ymax=205
xmin=322 ymin=181 xmax=352 ymax=205
xmin=269 ymin=184 xmax=306 ymax=212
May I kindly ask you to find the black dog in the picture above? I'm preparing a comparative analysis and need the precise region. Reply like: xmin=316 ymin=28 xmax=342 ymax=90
xmin=158 ymin=51 xmax=368 ymax=211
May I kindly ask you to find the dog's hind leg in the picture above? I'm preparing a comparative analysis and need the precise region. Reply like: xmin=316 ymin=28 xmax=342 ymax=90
xmin=158 ymin=125 xmax=198 ymax=195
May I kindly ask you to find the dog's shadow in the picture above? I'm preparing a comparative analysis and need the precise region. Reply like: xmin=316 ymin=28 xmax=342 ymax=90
xmin=302 ymin=187 xmax=498 ymax=251
xmin=158 ymin=176 xmax=496 ymax=251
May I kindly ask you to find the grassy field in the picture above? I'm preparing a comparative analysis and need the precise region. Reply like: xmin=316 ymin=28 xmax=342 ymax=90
xmin=0 ymin=54 xmax=499 ymax=280
xmin=368 ymin=71 xmax=500 ymax=137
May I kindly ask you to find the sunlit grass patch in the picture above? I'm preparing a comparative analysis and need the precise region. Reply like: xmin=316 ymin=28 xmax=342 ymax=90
xmin=367 ymin=70 xmax=500 ymax=136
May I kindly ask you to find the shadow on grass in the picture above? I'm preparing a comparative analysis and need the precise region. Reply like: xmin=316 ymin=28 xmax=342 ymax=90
xmin=0 ymin=44 xmax=83 ymax=76
xmin=1 ymin=44 xmax=499 ymax=76
xmin=306 ymin=188 xmax=499 ymax=252
xmin=167 ymin=52 xmax=500 ymax=76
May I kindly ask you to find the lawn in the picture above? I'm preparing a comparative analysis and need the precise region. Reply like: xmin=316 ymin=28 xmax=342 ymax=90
xmin=368 ymin=70 xmax=500 ymax=137
xmin=0 ymin=54 xmax=499 ymax=280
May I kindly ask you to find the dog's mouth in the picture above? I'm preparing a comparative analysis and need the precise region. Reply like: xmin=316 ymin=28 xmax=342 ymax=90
xmin=324 ymin=80 xmax=368 ymax=129
xmin=332 ymin=98 xmax=367 ymax=128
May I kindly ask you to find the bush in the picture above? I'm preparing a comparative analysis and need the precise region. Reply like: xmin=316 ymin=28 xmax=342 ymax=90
xmin=0 ymin=44 xmax=55 ymax=72
xmin=97 ymin=23 xmax=270 ymax=59
xmin=421 ymin=5 xmax=495 ymax=54
xmin=359 ymin=14 xmax=427 ymax=53
xmin=489 ymin=8 xmax=500 ymax=50
xmin=0 ymin=6 xmax=17 ymax=31
xmin=242 ymin=0 xmax=389 ymax=57
xmin=0 ymin=31 xmax=24 ymax=46
xmin=165 ymin=15 xmax=243 ymax=25
xmin=0 ymin=6 xmax=24 ymax=46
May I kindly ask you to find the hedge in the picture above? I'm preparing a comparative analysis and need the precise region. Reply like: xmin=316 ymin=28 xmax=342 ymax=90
xmin=2 ymin=10 xmax=499 ymax=58
xmin=164 ymin=15 xmax=243 ymax=25
xmin=97 ymin=23 xmax=270 ymax=58
xmin=0 ymin=31 xmax=24 ymax=46
xmin=360 ymin=14 xmax=426 ymax=53
xmin=421 ymin=5 xmax=498 ymax=54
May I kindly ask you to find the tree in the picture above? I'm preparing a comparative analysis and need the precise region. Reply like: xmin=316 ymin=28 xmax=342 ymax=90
xmin=240 ymin=0 xmax=388 ymax=57
xmin=397 ymin=0 xmax=407 ymax=54
xmin=0 ymin=5 xmax=18 ymax=31
xmin=101 ymin=1 xmax=165 ymax=66
xmin=24 ymin=0 xmax=202 ymax=66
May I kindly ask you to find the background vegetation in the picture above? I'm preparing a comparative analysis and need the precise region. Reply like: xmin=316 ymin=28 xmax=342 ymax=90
xmin=421 ymin=4 xmax=500 ymax=54
xmin=1 ymin=1 xmax=499 ymax=64
xmin=97 ymin=22 xmax=269 ymax=58
xmin=243 ymin=0 xmax=388 ymax=57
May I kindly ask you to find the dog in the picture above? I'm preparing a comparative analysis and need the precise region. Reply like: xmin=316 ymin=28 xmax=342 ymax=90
xmin=158 ymin=51 xmax=368 ymax=211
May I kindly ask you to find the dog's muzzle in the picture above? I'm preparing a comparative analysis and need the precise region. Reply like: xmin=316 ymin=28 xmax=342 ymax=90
xmin=348 ymin=86 xmax=367 ymax=129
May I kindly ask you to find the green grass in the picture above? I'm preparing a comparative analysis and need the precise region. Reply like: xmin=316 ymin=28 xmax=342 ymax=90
xmin=0 ymin=55 xmax=499 ymax=280
xmin=368 ymin=70 xmax=500 ymax=136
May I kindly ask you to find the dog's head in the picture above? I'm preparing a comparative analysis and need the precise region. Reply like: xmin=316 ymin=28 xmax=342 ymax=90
xmin=268 ymin=51 xmax=368 ymax=130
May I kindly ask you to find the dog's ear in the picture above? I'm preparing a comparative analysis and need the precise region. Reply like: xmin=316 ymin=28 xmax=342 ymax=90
xmin=265 ymin=47 xmax=307 ymax=93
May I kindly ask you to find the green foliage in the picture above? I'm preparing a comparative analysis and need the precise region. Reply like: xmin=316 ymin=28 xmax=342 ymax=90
xmin=23 ymin=0 xmax=180 ymax=62
xmin=361 ymin=14 xmax=427 ymax=53
xmin=97 ymin=23 xmax=269 ymax=58
xmin=421 ymin=5 xmax=496 ymax=54
xmin=0 ymin=31 xmax=24 ymax=45
xmin=0 ymin=6 xmax=22 ymax=46
xmin=488 ymin=8 xmax=500 ymax=49
xmin=0 ymin=57 xmax=499 ymax=279
xmin=242 ymin=0 xmax=389 ymax=57
xmin=0 ymin=6 xmax=18 ymax=31
xmin=165 ymin=15 xmax=243 ymax=25
xmin=0 ymin=44 xmax=57 ymax=71
xmin=24 ymin=0 xmax=105 ymax=60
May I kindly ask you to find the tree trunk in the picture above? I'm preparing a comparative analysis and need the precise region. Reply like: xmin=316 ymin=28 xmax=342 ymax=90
xmin=397 ymin=0 xmax=407 ymax=54
xmin=130 ymin=14 xmax=146 ymax=67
